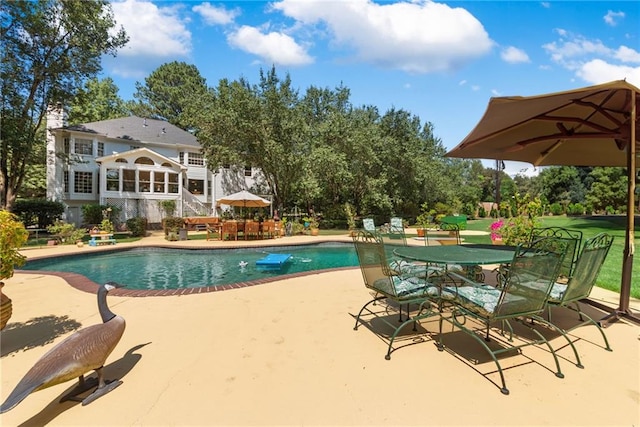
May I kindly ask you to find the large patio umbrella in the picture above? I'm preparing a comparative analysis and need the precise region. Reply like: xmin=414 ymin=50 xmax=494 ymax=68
xmin=446 ymin=80 xmax=638 ymax=322
xmin=216 ymin=190 xmax=271 ymax=208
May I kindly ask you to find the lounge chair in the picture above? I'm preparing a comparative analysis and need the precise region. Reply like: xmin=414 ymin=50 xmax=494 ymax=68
xmin=437 ymin=237 xmax=570 ymax=395
xmin=352 ymin=230 xmax=440 ymax=360
xmin=389 ymin=217 xmax=403 ymax=232
xmin=362 ymin=218 xmax=376 ymax=232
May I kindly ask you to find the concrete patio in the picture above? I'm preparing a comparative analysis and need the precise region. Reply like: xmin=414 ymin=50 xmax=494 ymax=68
xmin=1 ymin=231 xmax=638 ymax=426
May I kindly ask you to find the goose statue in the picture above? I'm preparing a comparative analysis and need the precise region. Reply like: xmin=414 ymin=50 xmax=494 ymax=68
xmin=0 ymin=281 xmax=126 ymax=412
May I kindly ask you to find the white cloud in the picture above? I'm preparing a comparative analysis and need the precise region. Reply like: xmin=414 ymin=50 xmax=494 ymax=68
xmin=193 ymin=2 xmax=239 ymax=25
xmin=500 ymin=46 xmax=530 ymax=64
xmin=542 ymin=31 xmax=640 ymax=87
xmin=458 ymin=80 xmax=467 ymax=86
xmin=227 ymin=26 xmax=313 ymax=66
xmin=603 ymin=10 xmax=624 ymax=27
xmin=615 ymin=46 xmax=640 ymax=63
xmin=106 ymin=0 xmax=191 ymax=78
xmin=271 ymin=0 xmax=494 ymax=73
xmin=577 ymin=59 xmax=640 ymax=87
xmin=491 ymin=89 xmax=501 ymax=96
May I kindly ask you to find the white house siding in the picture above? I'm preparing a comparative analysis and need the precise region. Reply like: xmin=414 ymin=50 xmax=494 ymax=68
xmin=46 ymin=108 xmax=269 ymax=226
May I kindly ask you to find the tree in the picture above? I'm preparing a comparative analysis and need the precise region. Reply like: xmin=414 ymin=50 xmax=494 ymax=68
xmin=129 ymin=61 xmax=209 ymax=130
xmin=0 ymin=0 xmax=128 ymax=210
xmin=586 ymin=167 xmax=628 ymax=213
xmin=68 ymin=77 xmax=128 ymax=124
xmin=197 ymin=67 xmax=308 ymax=210
xmin=539 ymin=166 xmax=585 ymax=207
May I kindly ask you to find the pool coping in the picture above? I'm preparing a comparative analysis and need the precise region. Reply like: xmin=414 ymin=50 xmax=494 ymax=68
xmin=17 ymin=241 xmax=360 ymax=297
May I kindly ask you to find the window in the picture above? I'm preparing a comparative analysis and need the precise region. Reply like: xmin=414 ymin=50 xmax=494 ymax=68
xmin=135 ymin=156 xmax=154 ymax=165
xmin=244 ymin=166 xmax=252 ymax=177
xmin=74 ymin=138 xmax=93 ymax=155
xmin=123 ymin=169 xmax=135 ymax=192
xmin=63 ymin=138 xmax=70 ymax=154
xmin=188 ymin=179 xmax=204 ymax=195
xmin=168 ymin=173 xmax=179 ymax=193
xmin=139 ymin=170 xmax=151 ymax=192
xmin=154 ymin=171 xmax=165 ymax=192
xmin=188 ymin=152 xmax=204 ymax=166
xmin=106 ymin=169 xmax=119 ymax=191
xmin=74 ymin=171 xmax=93 ymax=193
xmin=63 ymin=171 xmax=69 ymax=192
xmin=179 ymin=152 xmax=184 ymax=165
xmin=97 ymin=142 xmax=104 ymax=157
xmin=115 ymin=158 xmax=128 ymax=163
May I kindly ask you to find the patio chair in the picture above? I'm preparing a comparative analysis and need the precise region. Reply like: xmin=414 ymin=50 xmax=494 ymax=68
xmin=352 ymin=230 xmax=441 ymax=360
xmin=543 ymin=233 xmax=614 ymax=354
xmin=362 ymin=218 xmax=376 ymax=232
xmin=244 ymin=220 xmax=260 ymax=240
xmin=261 ymin=220 xmax=276 ymax=239
xmin=221 ymin=220 xmax=238 ymax=241
xmin=530 ymin=227 xmax=583 ymax=280
xmin=437 ymin=237 xmax=569 ymax=395
xmin=494 ymin=226 xmax=582 ymax=288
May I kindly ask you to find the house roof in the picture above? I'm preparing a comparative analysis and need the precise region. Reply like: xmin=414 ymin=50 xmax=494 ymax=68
xmin=65 ymin=116 xmax=200 ymax=148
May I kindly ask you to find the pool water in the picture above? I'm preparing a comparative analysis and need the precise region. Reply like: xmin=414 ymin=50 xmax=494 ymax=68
xmin=24 ymin=243 xmax=361 ymax=291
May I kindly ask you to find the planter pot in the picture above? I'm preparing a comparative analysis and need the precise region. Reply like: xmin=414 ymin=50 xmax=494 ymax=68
xmin=0 ymin=282 xmax=12 ymax=330
xmin=417 ymin=228 xmax=425 ymax=237
xmin=491 ymin=237 xmax=505 ymax=245
xmin=310 ymin=228 xmax=319 ymax=236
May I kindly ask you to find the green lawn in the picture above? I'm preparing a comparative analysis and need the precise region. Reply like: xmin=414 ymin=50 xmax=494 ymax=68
xmin=464 ymin=215 xmax=639 ymax=299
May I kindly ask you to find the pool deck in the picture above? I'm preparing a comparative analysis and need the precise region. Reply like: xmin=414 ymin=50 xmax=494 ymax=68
xmin=1 ymin=230 xmax=639 ymax=426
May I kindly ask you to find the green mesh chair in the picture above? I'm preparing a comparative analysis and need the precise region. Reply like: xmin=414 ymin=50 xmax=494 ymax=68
xmin=545 ymin=233 xmax=614 ymax=355
xmin=352 ymin=230 xmax=440 ymax=360
xmin=530 ymin=226 xmax=583 ymax=280
xmin=437 ymin=237 xmax=570 ymax=395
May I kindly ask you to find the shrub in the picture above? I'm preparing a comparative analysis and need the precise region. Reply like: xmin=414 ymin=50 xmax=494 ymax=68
xmin=126 ymin=217 xmax=147 ymax=237
xmin=549 ymin=203 xmax=564 ymax=216
xmin=566 ymin=203 xmax=585 ymax=216
xmin=13 ymin=199 xmax=64 ymax=228
xmin=81 ymin=204 xmax=121 ymax=227
xmin=0 ymin=210 xmax=29 ymax=280
xmin=46 ymin=220 xmax=86 ymax=245
xmin=162 ymin=216 xmax=184 ymax=234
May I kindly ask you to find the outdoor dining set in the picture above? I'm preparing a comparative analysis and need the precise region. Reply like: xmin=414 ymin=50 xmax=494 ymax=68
xmin=351 ymin=225 xmax=614 ymax=395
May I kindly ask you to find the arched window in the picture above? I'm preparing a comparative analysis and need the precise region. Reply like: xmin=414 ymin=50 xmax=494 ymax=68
xmin=135 ymin=156 xmax=154 ymax=165
xmin=161 ymin=162 xmax=172 ymax=167
xmin=115 ymin=158 xmax=128 ymax=163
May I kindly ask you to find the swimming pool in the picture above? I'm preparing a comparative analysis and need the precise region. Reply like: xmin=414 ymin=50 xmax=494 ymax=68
xmin=24 ymin=242 xmax=361 ymax=291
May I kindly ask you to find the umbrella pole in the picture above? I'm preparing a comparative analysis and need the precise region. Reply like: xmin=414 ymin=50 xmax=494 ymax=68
xmin=601 ymin=89 xmax=638 ymax=326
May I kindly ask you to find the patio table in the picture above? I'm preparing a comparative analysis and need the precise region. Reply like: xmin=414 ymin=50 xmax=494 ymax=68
xmin=393 ymin=244 xmax=517 ymax=281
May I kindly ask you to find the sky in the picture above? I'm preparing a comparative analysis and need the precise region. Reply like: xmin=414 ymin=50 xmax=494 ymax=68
xmin=100 ymin=0 xmax=640 ymax=177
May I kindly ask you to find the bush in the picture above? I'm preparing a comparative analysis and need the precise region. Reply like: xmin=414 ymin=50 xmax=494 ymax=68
xmin=566 ymin=203 xmax=585 ymax=216
xmin=162 ymin=216 xmax=184 ymax=234
xmin=81 ymin=204 xmax=121 ymax=227
xmin=13 ymin=199 xmax=64 ymax=228
xmin=549 ymin=203 xmax=564 ymax=216
xmin=46 ymin=220 xmax=86 ymax=245
xmin=126 ymin=217 xmax=147 ymax=237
